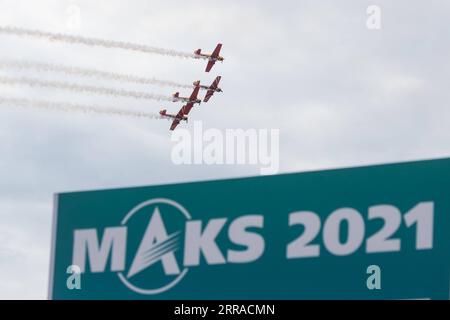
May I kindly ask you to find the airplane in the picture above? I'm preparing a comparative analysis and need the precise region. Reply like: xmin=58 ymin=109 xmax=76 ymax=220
xmin=172 ymin=85 xmax=201 ymax=105
xmin=159 ymin=109 xmax=188 ymax=131
xmin=172 ymin=85 xmax=201 ymax=116
xmin=193 ymin=76 xmax=222 ymax=103
xmin=194 ymin=43 xmax=224 ymax=72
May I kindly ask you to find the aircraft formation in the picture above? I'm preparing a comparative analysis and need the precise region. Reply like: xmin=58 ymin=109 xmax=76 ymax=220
xmin=0 ymin=26 xmax=224 ymax=132
xmin=159 ymin=44 xmax=224 ymax=130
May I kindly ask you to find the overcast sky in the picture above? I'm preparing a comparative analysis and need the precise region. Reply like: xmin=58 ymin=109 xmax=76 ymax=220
xmin=0 ymin=0 xmax=449 ymax=299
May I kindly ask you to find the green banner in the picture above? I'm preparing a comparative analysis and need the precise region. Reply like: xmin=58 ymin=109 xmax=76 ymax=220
xmin=49 ymin=158 xmax=450 ymax=299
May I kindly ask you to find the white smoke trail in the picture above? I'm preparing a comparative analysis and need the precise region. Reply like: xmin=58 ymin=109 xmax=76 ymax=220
xmin=0 ymin=60 xmax=193 ymax=89
xmin=0 ymin=76 xmax=174 ymax=101
xmin=0 ymin=26 xmax=205 ymax=59
xmin=0 ymin=96 xmax=165 ymax=120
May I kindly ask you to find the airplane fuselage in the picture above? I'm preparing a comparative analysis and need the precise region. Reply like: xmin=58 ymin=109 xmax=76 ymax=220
xmin=161 ymin=114 xmax=187 ymax=122
xmin=198 ymin=85 xmax=222 ymax=93
xmin=173 ymin=96 xmax=201 ymax=104
xmin=195 ymin=53 xmax=224 ymax=62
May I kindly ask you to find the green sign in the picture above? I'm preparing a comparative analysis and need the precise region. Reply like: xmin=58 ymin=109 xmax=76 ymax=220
xmin=49 ymin=158 xmax=450 ymax=299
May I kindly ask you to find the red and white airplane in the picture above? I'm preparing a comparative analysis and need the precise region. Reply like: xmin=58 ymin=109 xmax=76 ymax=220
xmin=194 ymin=43 xmax=224 ymax=72
xmin=172 ymin=86 xmax=201 ymax=105
xmin=193 ymin=76 xmax=222 ymax=103
xmin=172 ymin=85 xmax=201 ymax=116
xmin=159 ymin=109 xmax=188 ymax=131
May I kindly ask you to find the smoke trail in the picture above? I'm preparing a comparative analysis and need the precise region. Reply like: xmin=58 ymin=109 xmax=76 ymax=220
xmin=0 ymin=60 xmax=193 ymax=89
xmin=0 ymin=26 xmax=205 ymax=60
xmin=0 ymin=76 xmax=174 ymax=101
xmin=0 ymin=96 xmax=165 ymax=120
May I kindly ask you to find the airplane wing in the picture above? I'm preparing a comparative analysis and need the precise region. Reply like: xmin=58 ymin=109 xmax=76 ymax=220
xmin=203 ymin=76 xmax=221 ymax=102
xmin=211 ymin=76 xmax=221 ymax=89
xmin=189 ymin=86 xmax=200 ymax=100
xmin=205 ymin=60 xmax=215 ymax=72
xmin=182 ymin=102 xmax=194 ymax=115
xmin=170 ymin=118 xmax=181 ymax=131
xmin=203 ymin=90 xmax=214 ymax=103
xmin=175 ymin=109 xmax=184 ymax=119
xmin=211 ymin=44 xmax=222 ymax=58
xmin=169 ymin=108 xmax=187 ymax=130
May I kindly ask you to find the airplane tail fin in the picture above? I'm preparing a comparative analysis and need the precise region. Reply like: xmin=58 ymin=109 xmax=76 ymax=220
xmin=193 ymin=80 xmax=200 ymax=87
xmin=159 ymin=109 xmax=167 ymax=115
xmin=194 ymin=49 xmax=201 ymax=55
xmin=173 ymin=92 xmax=179 ymax=98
